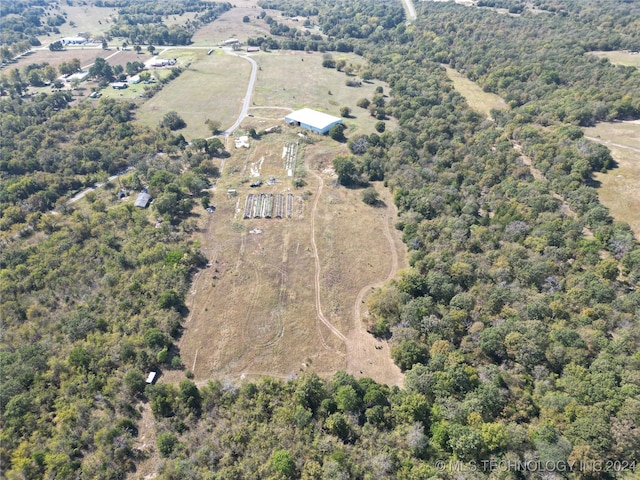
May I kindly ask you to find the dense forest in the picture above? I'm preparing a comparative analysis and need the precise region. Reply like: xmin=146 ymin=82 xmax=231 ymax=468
xmin=1 ymin=0 xmax=640 ymax=478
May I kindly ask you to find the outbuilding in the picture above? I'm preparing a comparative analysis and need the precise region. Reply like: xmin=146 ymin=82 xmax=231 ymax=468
xmin=60 ymin=36 xmax=88 ymax=45
xmin=135 ymin=192 xmax=151 ymax=208
xmin=111 ymin=82 xmax=128 ymax=90
xmin=285 ymin=108 xmax=343 ymax=135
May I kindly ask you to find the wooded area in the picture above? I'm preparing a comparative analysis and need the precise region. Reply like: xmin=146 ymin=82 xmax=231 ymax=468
xmin=1 ymin=0 xmax=639 ymax=478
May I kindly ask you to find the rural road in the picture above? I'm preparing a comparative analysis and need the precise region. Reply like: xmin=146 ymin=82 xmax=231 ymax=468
xmin=63 ymin=167 xmax=134 ymax=207
xmin=222 ymin=49 xmax=258 ymax=135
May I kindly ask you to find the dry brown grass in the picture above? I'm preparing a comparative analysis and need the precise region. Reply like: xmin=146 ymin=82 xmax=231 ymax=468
xmin=584 ymin=121 xmax=640 ymax=239
xmin=9 ymin=47 xmax=129 ymax=71
xmin=165 ymin=129 xmax=406 ymax=385
xmin=191 ymin=0 xmax=272 ymax=46
xmin=44 ymin=4 xmax=115 ymax=41
xmin=443 ymin=65 xmax=507 ymax=118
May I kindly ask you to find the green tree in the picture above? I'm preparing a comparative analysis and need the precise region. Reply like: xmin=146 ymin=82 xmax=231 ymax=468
xmin=391 ymin=340 xmax=429 ymax=371
xmin=160 ymin=111 xmax=186 ymax=131
xmin=157 ymin=433 xmax=177 ymax=457
xmin=333 ymin=156 xmax=356 ymax=185
xmin=340 ymin=106 xmax=351 ymax=118
xmin=329 ymin=124 xmax=346 ymax=142
xmin=271 ymin=449 xmax=296 ymax=478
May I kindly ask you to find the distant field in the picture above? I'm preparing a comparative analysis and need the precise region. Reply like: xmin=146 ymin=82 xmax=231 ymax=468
xmin=134 ymin=49 xmax=250 ymax=139
xmin=192 ymin=0 xmax=272 ymax=46
xmin=42 ymin=4 xmax=115 ymax=43
xmin=588 ymin=51 xmax=640 ymax=68
xmin=443 ymin=65 xmax=507 ymax=118
xmin=584 ymin=121 xmax=640 ymax=239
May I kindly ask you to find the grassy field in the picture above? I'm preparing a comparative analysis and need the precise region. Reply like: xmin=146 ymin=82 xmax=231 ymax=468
xmin=588 ymin=51 xmax=640 ymax=68
xmin=584 ymin=121 xmax=640 ymax=239
xmin=134 ymin=49 xmax=251 ymax=139
xmin=16 ymin=0 xmax=406 ymax=387
xmin=443 ymin=65 xmax=508 ymax=118
xmin=191 ymin=0 xmax=273 ymax=46
xmin=42 ymin=3 xmax=115 ymax=42
xmin=252 ymin=51 xmax=391 ymax=135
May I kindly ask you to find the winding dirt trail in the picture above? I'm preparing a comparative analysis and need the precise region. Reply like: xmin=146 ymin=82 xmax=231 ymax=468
xmin=307 ymin=162 xmax=349 ymax=344
xmin=306 ymin=161 xmax=404 ymax=386
xmin=345 ymin=188 xmax=405 ymax=387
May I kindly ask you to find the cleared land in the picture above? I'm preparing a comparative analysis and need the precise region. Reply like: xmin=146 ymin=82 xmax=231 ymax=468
xmin=167 ymin=131 xmax=406 ymax=385
xmin=134 ymin=50 xmax=251 ymax=139
xmin=443 ymin=65 xmax=507 ymax=118
xmin=191 ymin=0 xmax=273 ymax=46
xmin=20 ymin=0 xmax=405 ymax=387
xmin=588 ymin=51 xmax=640 ymax=68
xmin=252 ymin=51 xmax=390 ymax=135
xmin=584 ymin=121 xmax=640 ymax=239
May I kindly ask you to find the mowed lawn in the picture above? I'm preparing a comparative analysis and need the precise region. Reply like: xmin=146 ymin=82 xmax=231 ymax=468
xmin=443 ymin=65 xmax=507 ymax=118
xmin=585 ymin=121 xmax=640 ymax=239
xmin=134 ymin=50 xmax=251 ymax=139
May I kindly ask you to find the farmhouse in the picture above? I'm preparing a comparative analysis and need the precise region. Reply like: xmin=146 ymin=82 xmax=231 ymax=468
xmin=285 ymin=108 xmax=343 ymax=135
xmin=134 ymin=192 xmax=151 ymax=208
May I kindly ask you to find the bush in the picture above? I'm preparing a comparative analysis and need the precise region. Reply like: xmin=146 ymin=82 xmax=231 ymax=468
xmin=362 ymin=187 xmax=379 ymax=205
xmin=157 ymin=433 xmax=177 ymax=457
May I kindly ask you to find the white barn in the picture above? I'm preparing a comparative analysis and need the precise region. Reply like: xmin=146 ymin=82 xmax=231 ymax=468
xmin=60 ymin=36 xmax=88 ymax=45
xmin=285 ymin=108 xmax=343 ymax=134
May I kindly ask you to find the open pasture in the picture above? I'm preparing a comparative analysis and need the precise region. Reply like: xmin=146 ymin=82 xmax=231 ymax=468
xmin=443 ymin=64 xmax=507 ymax=118
xmin=251 ymin=51 xmax=390 ymax=134
xmin=134 ymin=50 xmax=250 ymax=139
xmin=191 ymin=0 xmax=272 ymax=46
xmin=167 ymin=127 xmax=406 ymax=385
xmin=41 ymin=3 xmax=115 ymax=42
xmin=585 ymin=121 xmax=640 ymax=239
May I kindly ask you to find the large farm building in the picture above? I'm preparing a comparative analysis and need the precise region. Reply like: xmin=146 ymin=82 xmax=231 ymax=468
xmin=285 ymin=108 xmax=342 ymax=134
